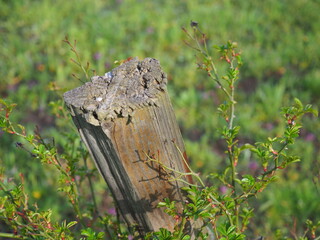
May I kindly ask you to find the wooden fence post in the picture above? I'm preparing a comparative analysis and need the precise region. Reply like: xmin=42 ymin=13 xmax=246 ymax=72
xmin=63 ymin=58 xmax=201 ymax=237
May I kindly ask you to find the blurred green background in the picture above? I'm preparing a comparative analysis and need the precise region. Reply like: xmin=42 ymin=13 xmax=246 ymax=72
xmin=1 ymin=0 xmax=319 ymax=238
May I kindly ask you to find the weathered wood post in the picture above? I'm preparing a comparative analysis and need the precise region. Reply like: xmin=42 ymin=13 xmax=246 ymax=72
xmin=63 ymin=58 xmax=200 ymax=237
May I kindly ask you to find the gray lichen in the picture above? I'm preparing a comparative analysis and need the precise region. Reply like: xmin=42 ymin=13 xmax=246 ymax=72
xmin=63 ymin=57 xmax=167 ymax=126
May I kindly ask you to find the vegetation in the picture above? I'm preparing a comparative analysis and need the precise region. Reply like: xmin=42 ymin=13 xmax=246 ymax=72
xmin=1 ymin=0 xmax=320 ymax=239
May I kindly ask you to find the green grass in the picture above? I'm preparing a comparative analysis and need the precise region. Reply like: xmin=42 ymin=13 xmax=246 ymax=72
xmin=1 ymin=0 xmax=319 ymax=238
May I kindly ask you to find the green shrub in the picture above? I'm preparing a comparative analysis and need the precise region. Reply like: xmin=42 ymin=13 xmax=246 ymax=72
xmin=1 ymin=0 xmax=320 ymax=238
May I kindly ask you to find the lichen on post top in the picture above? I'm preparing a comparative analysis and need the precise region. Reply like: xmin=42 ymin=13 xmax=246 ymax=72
xmin=64 ymin=57 xmax=168 ymax=126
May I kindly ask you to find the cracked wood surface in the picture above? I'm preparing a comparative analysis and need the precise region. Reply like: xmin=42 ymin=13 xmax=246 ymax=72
xmin=64 ymin=58 xmax=200 ymax=236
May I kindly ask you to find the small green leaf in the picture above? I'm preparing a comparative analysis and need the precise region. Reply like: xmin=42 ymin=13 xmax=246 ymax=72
xmin=226 ymin=225 xmax=236 ymax=235
xmin=182 ymin=235 xmax=191 ymax=240
xmin=217 ymin=224 xmax=227 ymax=236
xmin=26 ymin=134 xmax=35 ymax=142
xmin=305 ymin=105 xmax=318 ymax=116
xmin=239 ymin=144 xmax=254 ymax=151
xmin=97 ymin=232 xmax=104 ymax=238
xmin=159 ymin=228 xmax=172 ymax=238
xmin=158 ymin=201 xmax=167 ymax=207
xmin=294 ymin=98 xmax=303 ymax=110
xmin=67 ymin=221 xmax=77 ymax=228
